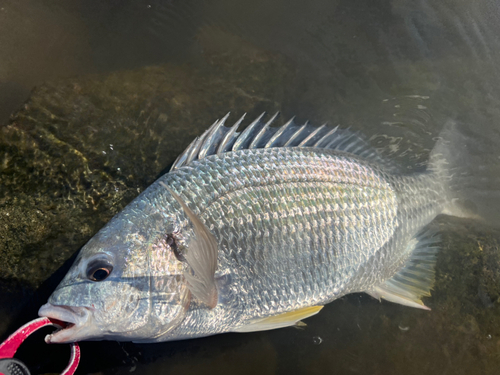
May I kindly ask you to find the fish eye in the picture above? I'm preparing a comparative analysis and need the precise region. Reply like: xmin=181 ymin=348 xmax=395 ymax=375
xmin=87 ymin=261 xmax=113 ymax=282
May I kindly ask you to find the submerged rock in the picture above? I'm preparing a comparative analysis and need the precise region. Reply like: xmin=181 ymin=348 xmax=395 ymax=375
xmin=0 ymin=30 xmax=296 ymax=334
xmin=0 ymin=26 xmax=499 ymax=375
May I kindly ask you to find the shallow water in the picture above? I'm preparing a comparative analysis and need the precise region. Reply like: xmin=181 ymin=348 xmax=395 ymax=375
xmin=1 ymin=1 xmax=500 ymax=374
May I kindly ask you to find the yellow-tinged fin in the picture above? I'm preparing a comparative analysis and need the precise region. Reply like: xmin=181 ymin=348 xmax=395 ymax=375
xmin=367 ymin=286 xmax=430 ymax=310
xmin=366 ymin=227 xmax=440 ymax=311
xmin=232 ymin=306 xmax=324 ymax=333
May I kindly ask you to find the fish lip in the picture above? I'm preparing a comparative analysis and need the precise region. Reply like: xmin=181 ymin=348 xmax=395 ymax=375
xmin=38 ymin=303 xmax=94 ymax=343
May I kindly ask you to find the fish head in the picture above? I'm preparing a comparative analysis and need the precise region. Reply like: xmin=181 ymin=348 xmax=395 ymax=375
xmin=38 ymin=203 xmax=192 ymax=343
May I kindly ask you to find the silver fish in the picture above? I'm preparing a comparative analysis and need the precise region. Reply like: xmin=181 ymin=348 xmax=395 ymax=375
xmin=39 ymin=113 xmax=460 ymax=343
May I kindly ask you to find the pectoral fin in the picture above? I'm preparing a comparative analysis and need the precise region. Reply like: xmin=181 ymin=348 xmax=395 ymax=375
xmin=233 ymin=306 xmax=324 ymax=333
xmin=161 ymin=182 xmax=219 ymax=309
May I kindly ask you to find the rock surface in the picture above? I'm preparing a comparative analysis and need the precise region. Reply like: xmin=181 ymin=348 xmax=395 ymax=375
xmin=0 ymin=26 xmax=499 ymax=375
xmin=0 ymin=29 xmax=296 ymax=335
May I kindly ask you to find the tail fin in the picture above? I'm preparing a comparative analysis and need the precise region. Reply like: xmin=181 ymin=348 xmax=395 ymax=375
xmin=429 ymin=121 xmax=500 ymax=225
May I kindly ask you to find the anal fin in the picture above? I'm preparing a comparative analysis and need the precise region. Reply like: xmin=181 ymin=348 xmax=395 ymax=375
xmin=233 ymin=306 xmax=323 ymax=333
xmin=366 ymin=228 xmax=440 ymax=311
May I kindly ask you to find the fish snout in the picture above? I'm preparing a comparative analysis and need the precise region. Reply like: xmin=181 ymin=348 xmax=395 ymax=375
xmin=38 ymin=303 xmax=94 ymax=343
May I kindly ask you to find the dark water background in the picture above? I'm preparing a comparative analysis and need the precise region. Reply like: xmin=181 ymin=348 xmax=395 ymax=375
xmin=1 ymin=1 xmax=500 ymax=374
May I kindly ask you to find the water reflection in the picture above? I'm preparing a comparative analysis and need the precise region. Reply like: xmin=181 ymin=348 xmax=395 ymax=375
xmin=1 ymin=1 xmax=500 ymax=374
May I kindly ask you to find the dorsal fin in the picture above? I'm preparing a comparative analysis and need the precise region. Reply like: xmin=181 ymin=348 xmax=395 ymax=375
xmin=170 ymin=113 xmax=396 ymax=171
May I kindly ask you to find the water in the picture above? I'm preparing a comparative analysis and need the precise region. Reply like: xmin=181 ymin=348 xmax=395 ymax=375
xmin=1 ymin=0 xmax=500 ymax=374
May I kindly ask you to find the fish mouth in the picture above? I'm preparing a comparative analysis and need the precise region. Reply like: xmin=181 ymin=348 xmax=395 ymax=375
xmin=38 ymin=303 xmax=95 ymax=343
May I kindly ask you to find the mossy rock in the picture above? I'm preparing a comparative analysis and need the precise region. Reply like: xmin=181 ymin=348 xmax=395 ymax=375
xmin=0 ymin=31 xmax=297 ymax=337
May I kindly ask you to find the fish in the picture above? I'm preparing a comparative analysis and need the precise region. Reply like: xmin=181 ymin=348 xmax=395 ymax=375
xmin=38 ymin=112 xmax=467 ymax=343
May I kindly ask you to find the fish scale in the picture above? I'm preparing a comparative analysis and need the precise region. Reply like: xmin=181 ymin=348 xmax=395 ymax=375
xmin=39 ymin=114 xmax=454 ymax=343
xmin=147 ymin=146 xmax=437 ymax=339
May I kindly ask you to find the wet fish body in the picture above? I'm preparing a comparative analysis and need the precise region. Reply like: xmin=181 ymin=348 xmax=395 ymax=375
xmin=39 ymin=113 xmax=452 ymax=343
xmin=153 ymin=147 xmax=444 ymax=340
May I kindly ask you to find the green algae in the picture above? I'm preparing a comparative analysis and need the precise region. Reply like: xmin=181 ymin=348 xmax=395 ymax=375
xmin=0 ymin=29 xmax=298 ymax=339
xmin=0 ymin=30 xmax=296 ymax=291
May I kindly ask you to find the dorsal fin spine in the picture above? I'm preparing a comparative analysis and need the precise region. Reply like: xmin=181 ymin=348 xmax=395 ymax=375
xmin=175 ymin=136 xmax=199 ymax=170
xmin=185 ymin=136 xmax=204 ymax=166
xmin=216 ymin=113 xmax=245 ymax=155
xmin=342 ymin=139 xmax=360 ymax=153
xmin=170 ymin=113 xmax=396 ymax=172
xmin=232 ymin=112 xmax=265 ymax=151
xmin=284 ymin=122 xmax=309 ymax=147
xmin=298 ymin=124 xmax=326 ymax=147
xmin=171 ymin=143 xmax=191 ymax=171
xmin=337 ymin=133 xmax=357 ymax=150
xmin=265 ymin=116 xmax=295 ymax=148
xmin=198 ymin=114 xmax=229 ymax=160
xmin=313 ymin=126 xmax=339 ymax=148
xmin=249 ymin=112 xmax=279 ymax=149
